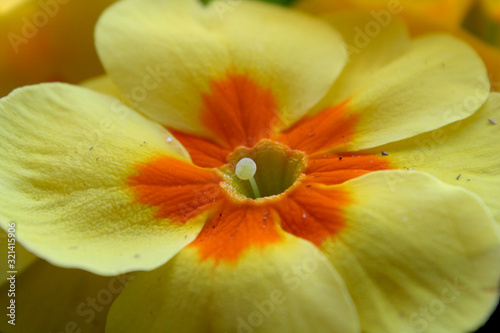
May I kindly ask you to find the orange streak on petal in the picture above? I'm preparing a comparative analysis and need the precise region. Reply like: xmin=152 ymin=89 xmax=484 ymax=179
xmin=273 ymin=185 xmax=349 ymax=247
xmin=305 ymin=154 xmax=391 ymax=185
xmin=202 ymin=73 xmax=280 ymax=150
xmin=128 ymin=157 xmax=224 ymax=222
xmin=277 ymin=100 xmax=358 ymax=155
xmin=170 ymin=129 xmax=231 ymax=168
xmin=189 ymin=203 xmax=283 ymax=264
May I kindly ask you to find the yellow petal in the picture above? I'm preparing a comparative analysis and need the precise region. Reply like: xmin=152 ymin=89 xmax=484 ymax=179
xmin=106 ymin=230 xmax=360 ymax=333
xmin=80 ymin=75 xmax=124 ymax=100
xmin=0 ymin=83 xmax=206 ymax=275
xmin=365 ymin=92 xmax=500 ymax=223
xmin=323 ymin=171 xmax=500 ymax=333
xmin=0 ymin=259 xmax=125 ymax=333
xmin=95 ymin=0 xmax=346 ymax=136
xmin=310 ymin=11 xmax=411 ymax=112
xmin=340 ymin=34 xmax=489 ymax=151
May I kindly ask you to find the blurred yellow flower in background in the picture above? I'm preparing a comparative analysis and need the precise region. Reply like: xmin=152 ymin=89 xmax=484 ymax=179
xmin=0 ymin=0 xmax=116 ymax=97
xmin=296 ymin=0 xmax=474 ymax=27
xmin=481 ymin=0 xmax=500 ymax=20
xmin=464 ymin=0 xmax=500 ymax=48
xmin=295 ymin=0 xmax=500 ymax=90
xmin=0 ymin=227 xmax=124 ymax=332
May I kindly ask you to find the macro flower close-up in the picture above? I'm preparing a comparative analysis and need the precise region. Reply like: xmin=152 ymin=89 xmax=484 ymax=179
xmin=1 ymin=0 xmax=500 ymax=332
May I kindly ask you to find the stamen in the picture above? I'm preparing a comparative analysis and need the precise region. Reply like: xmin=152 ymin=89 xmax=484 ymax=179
xmin=235 ymin=158 xmax=261 ymax=198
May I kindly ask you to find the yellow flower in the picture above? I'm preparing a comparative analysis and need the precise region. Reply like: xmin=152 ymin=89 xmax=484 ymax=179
xmin=0 ymin=0 xmax=116 ymax=97
xmin=295 ymin=0 xmax=500 ymax=91
xmin=1 ymin=1 xmax=499 ymax=332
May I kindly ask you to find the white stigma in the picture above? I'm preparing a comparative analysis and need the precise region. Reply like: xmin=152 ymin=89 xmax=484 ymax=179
xmin=235 ymin=158 xmax=257 ymax=180
xmin=235 ymin=158 xmax=260 ymax=198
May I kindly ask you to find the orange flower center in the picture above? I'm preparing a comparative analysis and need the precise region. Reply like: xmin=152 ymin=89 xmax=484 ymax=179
xmin=220 ymin=140 xmax=307 ymax=200
xmin=129 ymin=72 xmax=391 ymax=263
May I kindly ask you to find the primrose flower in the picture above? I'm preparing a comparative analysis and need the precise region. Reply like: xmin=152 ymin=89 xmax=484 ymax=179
xmin=1 ymin=1 xmax=500 ymax=332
